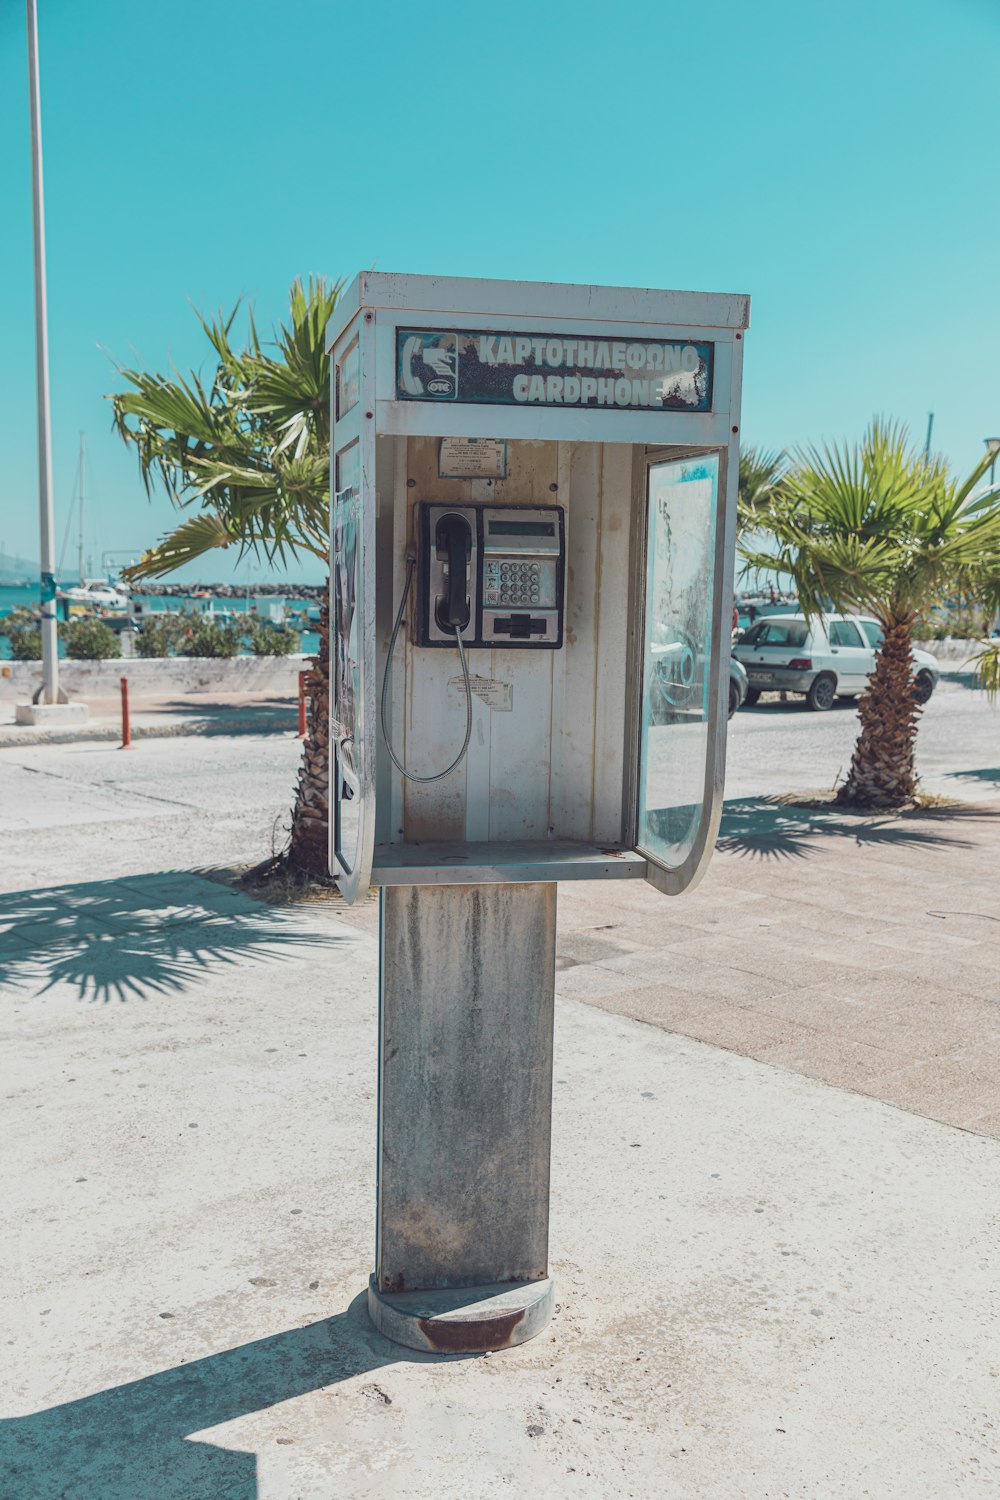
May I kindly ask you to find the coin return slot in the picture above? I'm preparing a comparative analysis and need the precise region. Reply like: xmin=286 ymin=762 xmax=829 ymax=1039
xmin=492 ymin=614 xmax=548 ymax=639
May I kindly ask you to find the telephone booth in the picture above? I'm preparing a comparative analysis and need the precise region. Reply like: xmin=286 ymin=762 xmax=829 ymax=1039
xmin=327 ymin=274 xmax=749 ymax=1351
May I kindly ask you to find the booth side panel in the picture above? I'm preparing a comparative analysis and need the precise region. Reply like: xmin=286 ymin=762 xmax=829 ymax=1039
xmin=374 ymin=434 xmax=401 ymax=843
xmin=592 ymin=443 xmax=634 ymax=840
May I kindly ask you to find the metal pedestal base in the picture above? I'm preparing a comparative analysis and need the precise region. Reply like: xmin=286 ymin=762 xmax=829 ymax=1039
xmin=371 ymin=882 xmax=557 ymax=1353
xmin=368 ymin=1274 xmax=555 ymax=1354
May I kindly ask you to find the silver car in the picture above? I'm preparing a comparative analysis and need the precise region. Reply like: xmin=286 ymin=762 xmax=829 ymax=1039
xmin=647 ymin=636 xmax=748 ymax=720
xmin=733 ymin=613 xmax=940 ymax=711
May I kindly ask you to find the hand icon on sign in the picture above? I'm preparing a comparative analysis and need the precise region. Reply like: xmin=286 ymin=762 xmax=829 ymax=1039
xmin=422 ymin=345 xmax=456 ymax=378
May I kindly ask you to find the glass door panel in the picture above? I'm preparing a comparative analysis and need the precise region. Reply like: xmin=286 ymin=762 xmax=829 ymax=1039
xmin=637 ymin=453 xmax=721 ymax=890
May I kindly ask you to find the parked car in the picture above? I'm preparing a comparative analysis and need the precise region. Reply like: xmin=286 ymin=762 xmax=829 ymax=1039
xmin=733 ymin=613 xmax=939 ymax=711
xmin=648 ymin=634 xmax=748 ymax=721
xmin=729 ymin=656 xmax=748 ymax=717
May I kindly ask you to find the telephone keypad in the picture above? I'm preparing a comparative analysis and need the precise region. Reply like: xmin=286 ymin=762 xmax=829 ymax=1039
xmin=484 ymin=555 xmax=556 ymax=607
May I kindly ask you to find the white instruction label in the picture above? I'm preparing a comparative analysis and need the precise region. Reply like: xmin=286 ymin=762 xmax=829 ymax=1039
xmin=449 ymin=674 xmax=513 ymax=711
xmin=439 ymin=437 xmax=507 ymax=479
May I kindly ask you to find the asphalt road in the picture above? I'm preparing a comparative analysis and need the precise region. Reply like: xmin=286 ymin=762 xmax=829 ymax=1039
xmin=0 ymin=733 xmax=303 ymax=890
xmin=725 ymin=670 xmax=999 ymax=802
xmin=0 ymin=671 xmax=996 ymax=892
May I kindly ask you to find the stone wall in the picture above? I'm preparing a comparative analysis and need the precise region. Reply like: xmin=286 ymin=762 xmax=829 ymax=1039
xmin=0 ymin=654 xmax=309 ymax=701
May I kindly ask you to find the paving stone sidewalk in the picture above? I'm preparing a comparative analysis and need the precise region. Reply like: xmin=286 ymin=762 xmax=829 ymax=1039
xmin=561 ymin=799 xmax=1000 ymax=1137
xmin=332 ymin=799 xmax=1000 ymax=1138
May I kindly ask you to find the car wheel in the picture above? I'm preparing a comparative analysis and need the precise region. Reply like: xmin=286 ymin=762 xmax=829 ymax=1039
xmin=728 ymin=679 xmax=742 ymax=718
xmin=743 ymin=687 xmax=761 ymax=707
xmin=806 ymin=674 xmax=836 ymax=711
xmin=914 ymin=670 xmax=935 ymax=705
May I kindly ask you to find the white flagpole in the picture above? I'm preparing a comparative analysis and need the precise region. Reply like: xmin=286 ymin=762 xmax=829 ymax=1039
xmin=26 ymin=0 xmax=61 ymax=704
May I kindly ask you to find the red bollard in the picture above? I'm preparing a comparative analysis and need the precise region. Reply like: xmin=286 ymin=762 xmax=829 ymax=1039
xmin=297 ymin=670 xmax=307 ymax=738
xmin=120 ymin=675 xmax=132 ymax=749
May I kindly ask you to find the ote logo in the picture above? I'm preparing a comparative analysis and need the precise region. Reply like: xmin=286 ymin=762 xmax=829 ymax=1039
xmin=397 ymin=331 xmax=458 ymax=400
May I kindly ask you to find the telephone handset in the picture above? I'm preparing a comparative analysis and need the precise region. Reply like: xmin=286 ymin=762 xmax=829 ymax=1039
xmin=434 ymin=513 xmax=472 ymax=633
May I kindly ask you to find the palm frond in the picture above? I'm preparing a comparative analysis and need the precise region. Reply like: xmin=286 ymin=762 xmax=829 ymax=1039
xmin=737 ymin=445 xmax=786 ymax=536
xmin=970 ymin=642 xmax=1000 ymax=698
xmin=107 ymin=275 xmax=342 ymax=576
xmin=122 ymin=514 xmax=235 ymax=580
xmin=756 ymin=418 xmax=1000 ymax=626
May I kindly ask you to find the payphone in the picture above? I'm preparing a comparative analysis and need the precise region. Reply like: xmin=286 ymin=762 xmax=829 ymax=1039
xmin=327 ymin=273 xmax=750 ymax=1353
xmin=416 ymin=503 xmax=565 ymax=649
xmin=381 ymin=501 xmax=566 ymax=782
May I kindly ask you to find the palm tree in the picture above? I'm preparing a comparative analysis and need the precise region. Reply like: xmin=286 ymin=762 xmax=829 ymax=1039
xmin=737 ymin=445 xmax=786 ymax=538
xmin=741 ymin=420 xmax=1000 ymax=808
xmin=109 ymin=276 xmax=343 ymax=873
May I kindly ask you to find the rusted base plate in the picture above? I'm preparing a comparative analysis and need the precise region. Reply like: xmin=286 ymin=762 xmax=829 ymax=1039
xmin=367 ymin=1275 xmax=555 ymax=1354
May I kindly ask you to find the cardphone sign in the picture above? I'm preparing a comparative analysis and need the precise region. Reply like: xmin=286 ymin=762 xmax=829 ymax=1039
xmin=396 ymin=328 xmax=714 ymax=413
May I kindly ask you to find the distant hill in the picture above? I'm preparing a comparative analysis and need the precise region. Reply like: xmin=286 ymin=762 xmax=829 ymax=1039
xmin=0 ymin=554 xmax=40 ymax=583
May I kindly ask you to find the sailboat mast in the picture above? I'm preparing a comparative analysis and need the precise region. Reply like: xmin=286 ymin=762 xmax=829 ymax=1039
xmin=78 ymin=433 xmax=85 ymax=584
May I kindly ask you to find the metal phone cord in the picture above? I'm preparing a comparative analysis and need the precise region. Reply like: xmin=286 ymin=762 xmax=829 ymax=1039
xmin=380 ymin=553 xmax=473 ymax=782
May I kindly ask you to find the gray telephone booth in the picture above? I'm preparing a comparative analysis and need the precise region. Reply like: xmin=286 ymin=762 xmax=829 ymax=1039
xmin=328 ymin=274 xmax=749 ymax=1352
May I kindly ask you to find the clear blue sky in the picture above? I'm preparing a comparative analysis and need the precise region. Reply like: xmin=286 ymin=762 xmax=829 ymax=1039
xmin=1 ymin=0 xmax=997 ymax=585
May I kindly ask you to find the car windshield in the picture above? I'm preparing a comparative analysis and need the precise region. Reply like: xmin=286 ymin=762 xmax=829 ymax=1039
xmin=742 ymin=620 xmax=809 ymax=648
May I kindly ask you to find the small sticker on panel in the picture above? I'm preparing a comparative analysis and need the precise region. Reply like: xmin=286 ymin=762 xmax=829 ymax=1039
xmin=439 ymin=438 xmax=507 ymax=479
xmin=449 ymin=674 xmax=513 ymax=711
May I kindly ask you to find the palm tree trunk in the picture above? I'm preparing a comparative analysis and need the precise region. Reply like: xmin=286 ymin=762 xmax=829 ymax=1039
xmin=836 ymin=618 xmax=920 ymax=808
xmin=288 ymin=585 xmax=330 ymax=874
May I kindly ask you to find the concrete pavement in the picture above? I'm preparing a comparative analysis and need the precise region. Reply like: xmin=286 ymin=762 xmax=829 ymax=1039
xmin=2 ymin=712 xmax=999 ymax=1496
xmin=2 ymin=866 xmax=999 ymax=1497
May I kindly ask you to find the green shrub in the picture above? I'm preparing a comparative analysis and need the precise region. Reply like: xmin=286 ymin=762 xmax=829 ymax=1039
xmin=136 ymin=614 xmax=189 ymax=657
xmin=1 ymin=607 xmax=43 ymax=660
xmin=62 ymin=616 xmax=121 ymax=660
xmin=914 ymin=608 xmax=988 ymax=642
xmin=246 ymin=619 xmax=301 ymax=656
xmin=180 ymin=617 xmax=241 ymax=658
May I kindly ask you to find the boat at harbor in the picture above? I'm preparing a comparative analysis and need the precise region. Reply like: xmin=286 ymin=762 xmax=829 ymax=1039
xmin=59 ymin=578 xmax=129 ymax=611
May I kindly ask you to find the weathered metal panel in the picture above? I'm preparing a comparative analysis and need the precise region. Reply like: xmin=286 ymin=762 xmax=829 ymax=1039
xmin=338 ymin=271 xmax=751 ymax=332
xmin=376 ymin=883 xmax=556 ymax=1292
xmin=371 ymin=840 xmax=646 ymax=885
xmin=548 ymin=441 xmax=600 ymax=839
xmin=375 ymin=397 xmax=735 ymax=448
xmin=592 ymin=443 xmax=635 ymax=842
xmin=328 ymin=312 xmax=377 ymax=904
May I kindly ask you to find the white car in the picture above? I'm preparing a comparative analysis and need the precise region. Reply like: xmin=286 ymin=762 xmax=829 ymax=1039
xmin=733 ymin=613 xmax=940 ymax=711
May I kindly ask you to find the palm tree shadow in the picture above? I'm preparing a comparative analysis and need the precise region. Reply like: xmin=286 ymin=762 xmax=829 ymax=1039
xmin=946 ymin=766 xmax=1000 ymax=788
xmin=937 ymin=668 xmax=987 ymax=694
xmin=154 ymin=696 xmax=298 ymax=737
xmin=0 ymin=1293 xmax=460 ymax=1499
xmin=717 ymin=797 xmax=992 ymax=863
xmin=0 ymin=872 xmax=343 ymax=1003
